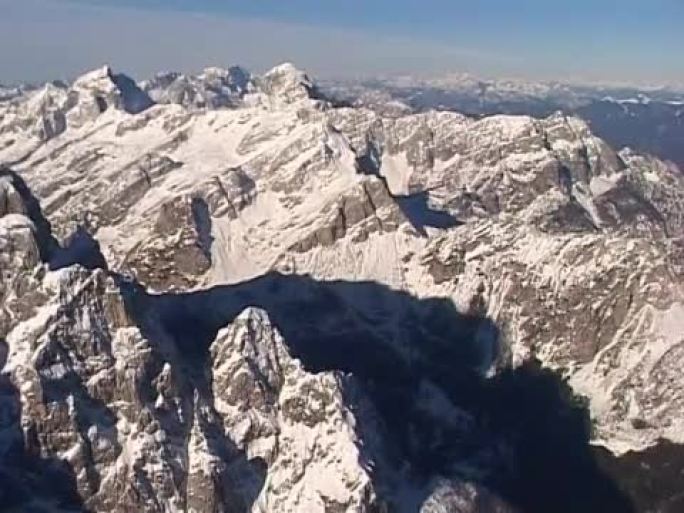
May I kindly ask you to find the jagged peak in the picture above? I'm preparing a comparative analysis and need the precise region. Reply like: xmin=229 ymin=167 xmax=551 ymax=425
xmin=68 ymin=64 xmax=154 ymax=115
xmin=214 ymin=307 xmax=285 ymax=358
xmin=71 ymin=64 xmax=114 ymax=89
xmin=230 ymin=306 xmax=275 ymax=330
xmin=200 ymin=65 xmax=251 ymax=80
xmin=264 ymin=62 xmax=307 ymax=78
xmin=257 ymin=62 xmax=322 ymax=105
xmin=22 ymin=81 xmax=69 ymax=113
xmin=261 ymin=62 xmax=315 ymax=90
xmin=199 ymin=65 xmax=253 ymax=93
xmin=212 ymin=307 xmax=292 ymax=397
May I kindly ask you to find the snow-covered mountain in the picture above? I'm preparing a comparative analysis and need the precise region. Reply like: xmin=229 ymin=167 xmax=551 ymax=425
xmin=321 ymin=74 xmax=684 ymax=172
xmin=1 ymin=63 xmax=683 ymax=513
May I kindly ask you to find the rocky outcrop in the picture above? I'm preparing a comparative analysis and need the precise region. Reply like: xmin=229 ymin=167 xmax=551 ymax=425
xmin=255 ymin=63 xmax=324 ymax=109
xmin=143 ymin=66 xmax=253 ymax=110
xmin=211 ymin=308 xmax=381 ymax=512
xmin=0 ymin=170 xmax=50 ymax=339
xmin=289 ymin=176 xmax=407 ymax=253
xmin=123 ymin=195 xmax=213 ymax=290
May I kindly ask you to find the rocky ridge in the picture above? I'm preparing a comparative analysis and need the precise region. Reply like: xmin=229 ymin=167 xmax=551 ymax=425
xmin=320 ymin=74 xmax=684 ymax=172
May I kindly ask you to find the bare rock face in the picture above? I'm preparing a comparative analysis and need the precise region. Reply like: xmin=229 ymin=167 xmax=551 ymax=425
xmin=0 ymin=171 xmax=48 ymax=339
xmin=124 ymin=195 xmax=212 ymax=291
xmin=1 ymin=62 xmax=684 ymax=513
xmin=290 ymin=176 xmax=408 ymax=253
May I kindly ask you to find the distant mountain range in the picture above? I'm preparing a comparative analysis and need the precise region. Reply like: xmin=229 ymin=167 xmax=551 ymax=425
xmin=321 ymin=74 xmax=684 ymax=172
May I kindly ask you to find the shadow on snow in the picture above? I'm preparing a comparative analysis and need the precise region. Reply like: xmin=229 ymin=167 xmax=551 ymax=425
xmin=115 ymin=271 xmax=636 ymax=513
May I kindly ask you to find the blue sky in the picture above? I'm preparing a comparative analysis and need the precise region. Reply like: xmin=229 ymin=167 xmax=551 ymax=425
xmin=1 ymin=0 xmax=682 ymax=85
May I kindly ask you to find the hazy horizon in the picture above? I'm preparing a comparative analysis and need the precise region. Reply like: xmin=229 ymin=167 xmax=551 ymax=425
xmin=1 ymin=0 xmax=682 ymax=88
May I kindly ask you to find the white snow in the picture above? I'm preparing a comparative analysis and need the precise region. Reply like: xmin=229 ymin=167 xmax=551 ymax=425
xmin=380 ymin=152 xmax=412 ymax=195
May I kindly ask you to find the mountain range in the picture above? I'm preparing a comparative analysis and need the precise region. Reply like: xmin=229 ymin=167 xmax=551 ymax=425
xmin=1 ymin=63 xmax=683 ymax=512
xmin=321 ymin=73 xmax=684 ymax=173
